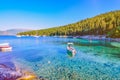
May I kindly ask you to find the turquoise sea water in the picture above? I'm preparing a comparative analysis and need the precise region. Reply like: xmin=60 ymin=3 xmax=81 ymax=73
xmin=0 ymin=36 xmax=120 ymax=80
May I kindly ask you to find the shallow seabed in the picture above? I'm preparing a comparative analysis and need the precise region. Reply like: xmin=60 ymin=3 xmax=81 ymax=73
xmin=0 ymin=36 xmax=120 ymax=80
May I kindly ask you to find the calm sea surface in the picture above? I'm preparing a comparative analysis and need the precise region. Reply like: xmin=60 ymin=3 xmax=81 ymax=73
xmin=0 ymin=35 xmax=120 ymax=80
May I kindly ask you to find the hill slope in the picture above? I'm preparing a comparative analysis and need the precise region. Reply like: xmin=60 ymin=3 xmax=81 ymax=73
xmin=18 ymin=10 xmax=120 ymax=38
xmin=0 ymin=29 xmax=30 ymax=35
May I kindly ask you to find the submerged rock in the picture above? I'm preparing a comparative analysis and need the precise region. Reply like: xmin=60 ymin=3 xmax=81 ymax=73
xmin=25 ymin=55 xmax=43 ymax=62
xmin=39 ymin=76 xmax=45 ymax=80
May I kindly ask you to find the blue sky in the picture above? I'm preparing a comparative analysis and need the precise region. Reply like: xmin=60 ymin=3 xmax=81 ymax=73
xmin=0 ymin=0 xmax=120 ymax=30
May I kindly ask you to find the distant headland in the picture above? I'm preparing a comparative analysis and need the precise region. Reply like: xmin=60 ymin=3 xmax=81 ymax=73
xmin=0 ymin=29 xmax=31 ymax=35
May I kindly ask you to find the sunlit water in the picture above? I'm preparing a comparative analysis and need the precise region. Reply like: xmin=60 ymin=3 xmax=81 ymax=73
xmin=0 ymin=36 xmax=120 ymax=80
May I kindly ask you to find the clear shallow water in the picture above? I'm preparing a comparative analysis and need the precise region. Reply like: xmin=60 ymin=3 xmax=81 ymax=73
xmin=0 ymin=36 xmax=120 ymax=80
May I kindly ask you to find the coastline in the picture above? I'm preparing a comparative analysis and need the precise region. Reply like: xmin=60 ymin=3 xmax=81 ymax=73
xmin=53 ymin=35 xmax=120 ymax=42
xmin=72 ymin=35 xmax=120 ymax=42
xmin=0 ymin=34 xmax=120 ymax=42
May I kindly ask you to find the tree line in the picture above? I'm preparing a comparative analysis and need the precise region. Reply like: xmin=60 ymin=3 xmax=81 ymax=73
xmin=18 ymin=10 xmax=120 ymax=38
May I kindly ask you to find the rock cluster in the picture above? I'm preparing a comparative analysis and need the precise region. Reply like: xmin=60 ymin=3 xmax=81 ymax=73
xmin=0 ymin=62 xmax=21 ymax=80
xmin=0 ymin=62 xmax=38 ymax=80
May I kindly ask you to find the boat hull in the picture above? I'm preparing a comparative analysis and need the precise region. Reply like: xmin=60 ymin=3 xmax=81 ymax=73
xmin=67 ymin=50 xmax=75 ymax=57
xmin=0 ymin=47 xmax=12 ymax=52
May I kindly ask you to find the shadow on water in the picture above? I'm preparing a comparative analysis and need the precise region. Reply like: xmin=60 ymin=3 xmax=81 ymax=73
xmin=24 ymin=55 xmax=43 ymax=62
xmin=111 ymin=53 xmax=120 ymax=59
xmin=71 ymin=41 xmax=117 ymax=48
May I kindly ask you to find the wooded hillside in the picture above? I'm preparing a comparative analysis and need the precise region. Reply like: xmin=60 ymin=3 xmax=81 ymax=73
xmin=18 ymin=10 xmax=120 ymax=38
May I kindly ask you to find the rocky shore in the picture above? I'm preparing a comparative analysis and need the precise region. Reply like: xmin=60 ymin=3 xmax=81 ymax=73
xmin=0 ymin=62 xmax=39 ymax=80
xmin=75 ymin=35 xmax=120 ymax=42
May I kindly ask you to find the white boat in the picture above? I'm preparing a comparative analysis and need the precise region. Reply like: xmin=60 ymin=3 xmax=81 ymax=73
xmin=16 ymin=35 xmax=21 ymax=37
xmin=42 ymin=35 xmax=46 ymax=37
xmin=34 ymin=35 xmax=39 ymax=38
xmin=33 ymin=30 xmax=39 ymax=38
xmin=67 ymin=43 xmax=76 ymax=57
xmin=0 ymin=43 xmax=12 ymax=52
xmin=0 ymin=47 xmax=12 ymax=52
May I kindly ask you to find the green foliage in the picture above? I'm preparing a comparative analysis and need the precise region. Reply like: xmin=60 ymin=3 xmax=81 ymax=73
xmin=107 ymin=26 xmax=120 ymax=38
xmin=18 ymin=10 xmax=120 ymax=38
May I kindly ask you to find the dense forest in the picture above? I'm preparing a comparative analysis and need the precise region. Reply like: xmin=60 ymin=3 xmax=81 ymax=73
xmin=18 ymin=10 xmax=120 ymax=38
